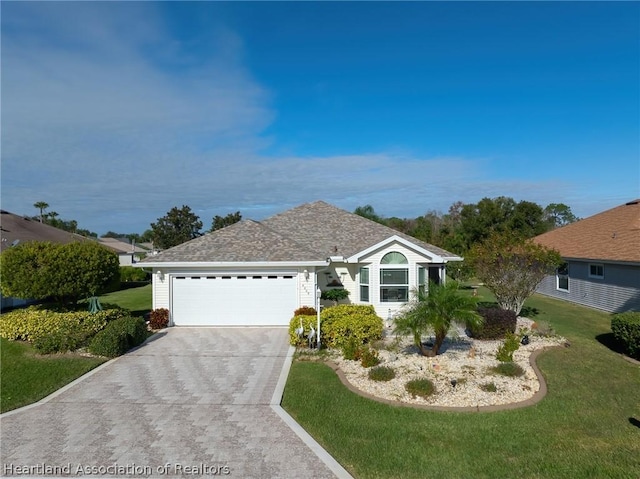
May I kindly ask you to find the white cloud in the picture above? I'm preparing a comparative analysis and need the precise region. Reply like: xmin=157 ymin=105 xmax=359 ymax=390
xmin=0 ymin=3 xmax=603 ymax=234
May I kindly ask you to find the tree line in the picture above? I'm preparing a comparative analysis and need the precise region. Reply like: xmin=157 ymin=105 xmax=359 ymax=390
xmin=354 ymin=197 xmax=578 ymax=254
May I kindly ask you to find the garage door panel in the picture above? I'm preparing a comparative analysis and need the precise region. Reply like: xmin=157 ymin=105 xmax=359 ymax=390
xmin=172 ymin=275 xmax=297 ymax=326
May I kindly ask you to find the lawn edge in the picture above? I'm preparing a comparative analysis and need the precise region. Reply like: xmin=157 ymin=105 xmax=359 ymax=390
xmin=323 ymin=345 xmax=564 ymax=413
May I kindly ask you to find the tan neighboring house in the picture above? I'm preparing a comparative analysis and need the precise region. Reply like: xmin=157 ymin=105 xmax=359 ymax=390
xmin=98 ymin=237 xmax=149 ymax=266
xmin=533 ymin=199 xmax=640 ymax=313
xmin=136 ymin=201 xmax=462 ymax=327
xmin=0 ymin=210 xmax=90 ymax=309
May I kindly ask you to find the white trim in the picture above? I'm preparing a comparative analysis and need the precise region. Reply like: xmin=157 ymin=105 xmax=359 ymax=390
xmin=347 ymin=235 xmax=447 ymax=263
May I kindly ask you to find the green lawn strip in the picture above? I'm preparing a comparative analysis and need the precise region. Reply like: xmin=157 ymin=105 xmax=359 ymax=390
xmin=1 ymin=337 xmax=105 ymax=413
xmin=282 ymin=291 xmax=640 ymax=479
xmin=1 ymin=284 xmax=151 ymax=413
xmin=97 ymin=283 xmax=152 ymax=317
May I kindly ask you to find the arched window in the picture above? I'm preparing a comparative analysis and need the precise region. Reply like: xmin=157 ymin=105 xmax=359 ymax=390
xmin=380 ymin=251 xmax=408 ymax=302
xmin=380 ymin=252 xmax=408 ymax=264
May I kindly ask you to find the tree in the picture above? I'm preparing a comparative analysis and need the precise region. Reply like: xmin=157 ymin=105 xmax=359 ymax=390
xmin=150 ymin=205 xmax=203 ymax=249
xmin=393 ymin=281 xmax=483 ymax=357
xmin=509 ymin=200 xmax=549 ymax=238
xmin=0 ymin=241 xmax=120 ymax=307
xmin=457 ymin=197 xmax=551 ymax=250
xmin=354 ymin=205 xmax=385 ymax=224
xmin=210 ymin=211 xmax=242 ymax=232
xmin=544 ymin=203 xmax=579 ymax=229
xmin=33 ymin=201 xmax=49 ymax=223
xmin=467 ymin=233 xmax=562 ymax=316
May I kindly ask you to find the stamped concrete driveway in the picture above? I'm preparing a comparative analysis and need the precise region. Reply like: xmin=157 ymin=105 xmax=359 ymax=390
xmin=1 ymin=328 xmax=349 ymax=478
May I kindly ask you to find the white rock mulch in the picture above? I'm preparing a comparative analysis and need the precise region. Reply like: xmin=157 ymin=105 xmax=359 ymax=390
xmin=331 ymin=318 xmax=567 ymax=408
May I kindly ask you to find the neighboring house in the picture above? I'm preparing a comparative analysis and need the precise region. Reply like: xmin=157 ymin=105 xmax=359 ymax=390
xmin=0 ymin=210 xmax=89 ymax=309
xmin=136 ymin=201 xmax=462 ymax=326
xmin=98 ymin=237 xmax=149 ymax=265
xmin=533 ymin=199 xmax=640 ymax=313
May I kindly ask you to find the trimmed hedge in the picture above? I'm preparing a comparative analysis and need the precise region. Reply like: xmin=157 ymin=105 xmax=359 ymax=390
xmin=0 ymin=306 xmax=129 ymax=344
xmin=469 ymin=306 xmax=517 ymax=340
xmin=88 ymin=316 xmax=148 ymax=358
xmin=320 ymin=304 xmax=383 ymax=349
xmin=288 ymin=315 xmax=318 ymax=346
xmin=611 ymin=312 xmax=640 ymax=359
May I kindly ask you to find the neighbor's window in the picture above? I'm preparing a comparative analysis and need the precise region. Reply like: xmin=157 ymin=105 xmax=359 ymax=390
xmin=589 ymin=263 xmax=604 ymax=279
xmin=556 ymin=262 xmax=569 ymax=292
xmin=359 ymin=267 xmax=370 ymax=302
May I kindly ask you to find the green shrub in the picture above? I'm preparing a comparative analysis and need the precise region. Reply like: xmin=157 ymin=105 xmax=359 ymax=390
xmin=405 ymin=378 xmax=436 ymax=399
xmin=320 ymin=288 xmax=350 ymax=304
xmin=320 ymin=304 xmax=383 ymax=349
xmin=368 ymin=366 xmax=396 ymax=382
xmin=288 ymin=315 xmax=318 ymax=346
xmin=491 ymin=362 xmax=525 ymax=377
xmin=360 ymin=347 xmax=380 ymax=368
xmin=120 ymin=266 xmax=149 ymax=282
xmin=294 ymin=306 xmax=317 ymax=316
xmin=341 ymin=337 xmax=362 ymax=361
xmin=33 ymin=326 xmax=93 ymax=354
xmin=0 ymin=306 xmax=129 ymax=343
xmin=480 ymin=382 xmax=497 ymax=392
xmin=496 ymin=332 xmax=521 ymax=362
xmin=149 ymin=308 xmax=169 ymax=329
xmin=611 ymin=312 xmax=640 ymax=359
xmin=88 ymin=316 xmax=148 ymax=358
xmin=469 ymin=306 xmax=517 ymax=339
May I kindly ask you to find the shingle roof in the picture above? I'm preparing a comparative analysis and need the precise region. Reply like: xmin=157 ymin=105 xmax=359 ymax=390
xmin=142 ymin=219 xmax=321 ymax=263
xmin=142 ymin=201 xmax=458 ymax=264
xmin=533 ymin=199 xmax=640 ymax=263
xmin=262 ymin=201 xmax=457 ymax=259
xmin=98 ymin=237 xmax=149 ymax=254
xmin=0 ymin=210 xmax=89 ymax=252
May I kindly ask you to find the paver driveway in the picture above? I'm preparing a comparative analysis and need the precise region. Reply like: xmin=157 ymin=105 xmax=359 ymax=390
xmin=1 ymin=328 xmax=346 ymax=478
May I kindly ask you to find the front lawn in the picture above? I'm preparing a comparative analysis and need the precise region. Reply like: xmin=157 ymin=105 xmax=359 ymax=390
xmin=1 ymin=338 xmax=105 ymax=413
xmin=1 ymin=284 xmax=152 ymax=413
xmin=282 ymin=291 xmax=640 ymax=479
xmin=97 ymin=283 xmax=152 ymax=317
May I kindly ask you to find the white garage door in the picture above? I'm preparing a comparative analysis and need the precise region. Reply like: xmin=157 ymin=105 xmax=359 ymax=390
xmin=171 ymin=274 xmax=298 ymax=326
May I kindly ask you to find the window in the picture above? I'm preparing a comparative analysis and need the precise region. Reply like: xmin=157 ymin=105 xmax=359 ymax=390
xmin=380 ymin=251 xmax=409 ymax=302
xmin=418 ymin=267 xmax=426 ymax=295
xmin=589 ymin=264 xmax=604 ymax=279
xmin=359 ymin=267 xmax=369 ymax=302
xmin=381 ymin=252 xmax=408 ymax=264
xmin=556 ymin=262 xmax=569 ymax=292
xmin=380 ymin=269 xmax=409 ymax=302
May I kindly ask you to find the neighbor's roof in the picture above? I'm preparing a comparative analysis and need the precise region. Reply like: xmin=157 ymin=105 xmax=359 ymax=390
xmin=141 ymin=201 xmax=459 ymax=264
xmin=533 ymin=199 xmax=640 ymax=263
xmin=0 ymin=210 xmax=89 ymax=252
xmin=98 ymin=237 xmax=149 ymax=254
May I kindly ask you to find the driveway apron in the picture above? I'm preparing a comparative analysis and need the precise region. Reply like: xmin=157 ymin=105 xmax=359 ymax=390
xmin=1 ymin=328 xmax=342 ymax=478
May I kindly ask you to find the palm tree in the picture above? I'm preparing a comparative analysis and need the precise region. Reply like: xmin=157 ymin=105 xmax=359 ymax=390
xmin=394 ymin=281 xmax=483 ymax=357
xmin=33 ymin=201 xmax=49 ymax=223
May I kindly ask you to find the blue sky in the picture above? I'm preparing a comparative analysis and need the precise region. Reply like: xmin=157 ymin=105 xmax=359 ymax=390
xmin=2 ymin=1 xmax=638 ymax=235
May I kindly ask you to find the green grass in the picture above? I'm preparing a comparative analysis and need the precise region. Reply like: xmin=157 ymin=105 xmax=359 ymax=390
xmin=98 ymin=283 xmax=152 ymax=317
xmin=282 ymin=290 xmax=640 ymax=479
xmin=1 ymin=284 xmax=152 ymax=413
xmin=1 ymin=337 xmax=105 ymax=413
